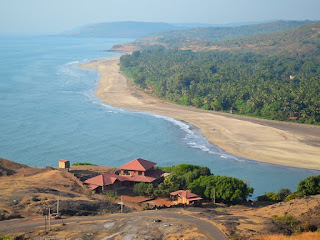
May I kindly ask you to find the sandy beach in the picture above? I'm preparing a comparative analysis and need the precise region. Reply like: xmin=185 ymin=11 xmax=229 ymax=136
xmin=81 ymin=57 xmax=320 ymax=170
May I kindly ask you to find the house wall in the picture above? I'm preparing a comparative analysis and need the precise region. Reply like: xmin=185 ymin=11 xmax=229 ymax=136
xmin=120 ymin=169 xmax=145 ymax=176
xmin=59 ymin=161 xmax=70 ymax=169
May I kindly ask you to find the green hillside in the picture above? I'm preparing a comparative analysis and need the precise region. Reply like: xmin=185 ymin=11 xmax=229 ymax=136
xmin=213 ymin=21 xmax=320 ymax=57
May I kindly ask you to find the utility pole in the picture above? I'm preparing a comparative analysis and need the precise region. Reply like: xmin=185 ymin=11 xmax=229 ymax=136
xmin=44 ymin=213 xmax=47 ymax=232
xmin=48 ymin=208 xmax=51 ymax=231
xmin=213 ymin=188 xmax=216 ymax=204
xmin=57 ymin=196 xmax=60 ymax=215
xmin=121 ymin=195 xmax=123 ymax=214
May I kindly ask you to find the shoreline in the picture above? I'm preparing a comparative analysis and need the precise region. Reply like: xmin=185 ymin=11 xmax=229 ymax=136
xmin=80 ymin=56 xmax=320 ymax=170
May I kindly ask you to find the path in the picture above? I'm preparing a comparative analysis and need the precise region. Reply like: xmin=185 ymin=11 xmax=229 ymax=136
xmin=0 ymin=211 xmax=228 ymax=240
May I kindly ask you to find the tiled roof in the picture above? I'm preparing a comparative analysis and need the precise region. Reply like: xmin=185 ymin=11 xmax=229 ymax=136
xmin=84 ymin=173 xmax=127 ymax=187
xmin=59 ymin=159 xmax=69 ymax=163
xmin=119 ymin=158 xmax=156 ymax=171
xmin=170 ymin=190 xmax=201 ymax=199
xmin=129 ymin=175 xmax=156 ymax=183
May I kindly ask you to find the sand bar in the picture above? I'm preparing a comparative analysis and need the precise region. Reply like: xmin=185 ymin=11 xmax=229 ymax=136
xmin=80 ymin=57 xmax=320 ymax=170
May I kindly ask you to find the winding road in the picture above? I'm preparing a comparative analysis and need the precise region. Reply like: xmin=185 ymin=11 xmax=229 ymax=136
xmin=0 ymin=210 xmax=228 ymax=240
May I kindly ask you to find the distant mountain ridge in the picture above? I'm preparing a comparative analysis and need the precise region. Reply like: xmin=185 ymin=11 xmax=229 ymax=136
xmin=136 ymin=20 xmax=315 ymax=45
xmin=58 ymin=21 xmax=187 ymax=38
xmin=58 ymin=20 xmax=283 ymax=38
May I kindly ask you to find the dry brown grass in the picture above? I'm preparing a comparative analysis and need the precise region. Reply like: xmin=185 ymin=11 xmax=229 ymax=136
xmin=0 ymin=168 xmax=88 ymax=219
xmin=258 ymin=232 xmax=320 ymax=240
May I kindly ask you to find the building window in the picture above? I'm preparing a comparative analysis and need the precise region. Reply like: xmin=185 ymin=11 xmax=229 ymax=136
xmin=123 ymin=170 xmax=130 ymax=175
xmin=138 ymin=171 xmax=142 ymax=175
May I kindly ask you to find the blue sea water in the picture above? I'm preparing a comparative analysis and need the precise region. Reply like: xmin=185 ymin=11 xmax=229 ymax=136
xmin=0 ymin=35 xmax=318 ymax=198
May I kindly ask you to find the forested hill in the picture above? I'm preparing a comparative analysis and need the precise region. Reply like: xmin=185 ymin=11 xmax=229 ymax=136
xmin=211 ymin=21 xmax=320 ymax=57
xmin=58 ymin=21 xmax=187 ymax=38
xmin=135 ymin=20 xmax=314 ymax=47
xmin=119 ymin=21 xmax=320 ymax=124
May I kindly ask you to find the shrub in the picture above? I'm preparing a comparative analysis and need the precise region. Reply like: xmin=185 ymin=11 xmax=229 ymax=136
xmin=0 ymin=236 xmax=12 ymax=240
xmin=104 ymin=190 xmax=118 ymax=199
xmin=285 ymin=193 xmax=299 ymax=201
xmin=133 ymin=182 xmax=148 ymax=196
xmin=72 ymin=162 xmax=97 ymax=166
xmin=297 ymin=175 xmax=320 ymax=196
xmin=272 ymin=215 xmax=300 ymax=229
xmin=257 ymin=192 xmax=280 ymax=202
xmin=189 ymin=175 xmax=253 ymax=204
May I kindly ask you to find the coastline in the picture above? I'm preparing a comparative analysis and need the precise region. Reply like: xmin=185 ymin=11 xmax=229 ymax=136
xmin=80 ymin=56 xmax=320 ymax=170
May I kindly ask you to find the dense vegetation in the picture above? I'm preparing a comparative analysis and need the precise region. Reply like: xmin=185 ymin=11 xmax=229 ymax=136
xmin=133 ymin=164 xmax=253 ymax=204
xmin=120 ymin=46 xmax=320 ymax=123
xmin=257 ymin=175 xmax=320 ymax=202
xmin=137 ymin=20 xmax=313 ymax=48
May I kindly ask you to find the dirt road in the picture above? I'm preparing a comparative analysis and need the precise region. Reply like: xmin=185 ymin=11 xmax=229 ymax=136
xmin=0 ymin=211 xmax=228 ymax=240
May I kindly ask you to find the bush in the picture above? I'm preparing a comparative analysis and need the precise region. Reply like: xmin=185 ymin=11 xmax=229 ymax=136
xmin=285 ymin=193 xmax=299 ymax=201
xmin=0 ymin=236 xmax=12 ymax=240
xmin=72 ymin=162 xmax=97 ymax=166
xmin=189 ymin=175 xmax=253 ymax=204
xmin=133 ymin=182 xmax=148 ymax=196
xmin=278 ymin=188 xmax=292 ymax=201
xmin=297 ymin=175 xmax=320 ymax=196
xmin=272 ymin=215 xmax=300 ymax=229
xmin=257 ymin=188 xmax=292 ymax=202
xmin=104 ymin=190 xmax=118 ymax=199
xmin=257 ymin=192 xmax=280 ymax=202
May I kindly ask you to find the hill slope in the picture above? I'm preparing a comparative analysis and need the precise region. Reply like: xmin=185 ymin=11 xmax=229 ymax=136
xmin=135 ymin=20 xmax=314 ymax=45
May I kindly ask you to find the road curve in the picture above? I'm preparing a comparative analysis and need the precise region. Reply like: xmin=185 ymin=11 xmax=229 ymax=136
xmin=0 ymin=211 xmax=228 ymax=240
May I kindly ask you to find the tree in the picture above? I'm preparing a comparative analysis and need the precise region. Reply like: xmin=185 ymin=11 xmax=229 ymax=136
xmin=297 ymin=175 xmax=320 ymax=196
xmin=278 ymin=188 xmax=292 ymax=201
xmin=133 ymin=182 xmax=148 ymax=196
xmin=189 ymin=175 xmax=253 ymax=204
xmin=146 ymin=184 xmax=155 ymax=196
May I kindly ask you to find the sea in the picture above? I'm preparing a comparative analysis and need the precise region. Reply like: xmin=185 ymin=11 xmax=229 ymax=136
xmin=0 ymin=35 xmax=318 ymax=198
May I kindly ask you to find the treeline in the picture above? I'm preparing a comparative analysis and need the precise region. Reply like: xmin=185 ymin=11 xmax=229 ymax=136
xmin=133 ymin=164 xmax=253 ymax=204
xmin=258 ymin=175 xmax=320 ymax=202
xmin=120 ymin=47 xmax=320 ymax=124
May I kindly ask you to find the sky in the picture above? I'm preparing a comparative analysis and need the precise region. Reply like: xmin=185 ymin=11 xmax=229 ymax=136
xmin=0 ymin=0 xmax=319 ymax=34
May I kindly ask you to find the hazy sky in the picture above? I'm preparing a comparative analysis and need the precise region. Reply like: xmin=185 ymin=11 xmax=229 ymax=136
xmin=0 ymin=0 xmax=319 ymax=34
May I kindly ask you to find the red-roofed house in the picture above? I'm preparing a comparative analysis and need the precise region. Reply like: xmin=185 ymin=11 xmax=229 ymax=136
xmin=119 ymin=158 xmax=156 ymax=177
xmin=84 ymin=173 xmax=128 ymax=193
xmin=84 ymin=158 xmax=164 ymax=193
xmin=170 ymin=190 xmax=203 ymax=206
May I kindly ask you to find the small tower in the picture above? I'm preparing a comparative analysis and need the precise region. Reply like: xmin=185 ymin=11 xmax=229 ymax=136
xmin=59 ymin=159 xmax=70 ymax=170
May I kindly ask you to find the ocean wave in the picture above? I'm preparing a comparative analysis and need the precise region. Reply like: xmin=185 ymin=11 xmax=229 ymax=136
xmin=133 ymin=111 xmax=252 ymax=163
xmin=65 ymin=60 xmax=80 ymax=65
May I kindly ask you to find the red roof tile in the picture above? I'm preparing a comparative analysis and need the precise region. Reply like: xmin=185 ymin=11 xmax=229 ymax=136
xmin=129 ymin=175 xmax=156 ymax=183
xmin=84 ymin=173 xmax=127 ymax=187
xmin=170 ymin=190 xmax=200 ymax=199
xmin=59 ymin=159 xmax=69 ymax=163
xmin=119 ymin=158 xmax=156 ymax=171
